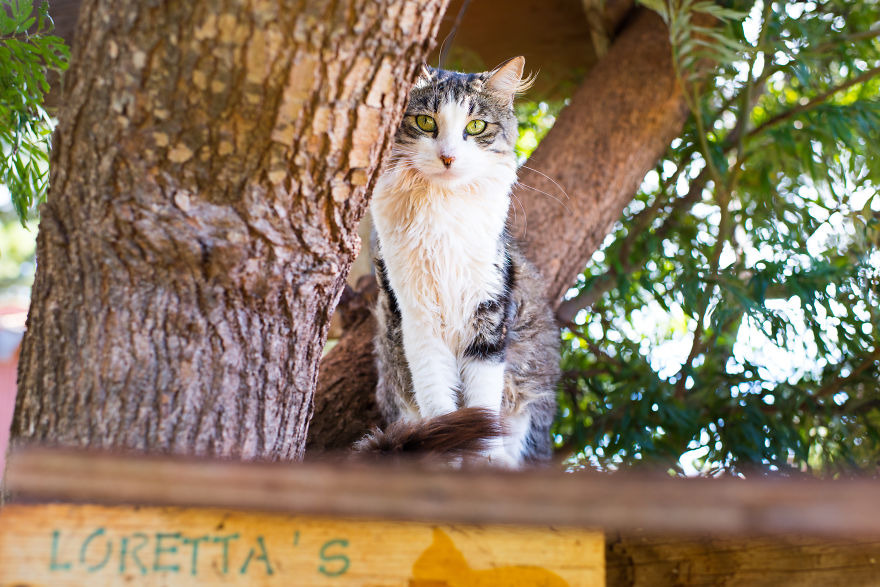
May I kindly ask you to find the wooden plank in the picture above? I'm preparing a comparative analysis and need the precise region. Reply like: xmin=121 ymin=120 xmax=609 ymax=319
xmin=7 ymin=447 xmax=880 ymax=537
xmin=0 ymin=504 xmax=603 ymax=586
xmin=606 ymin=533 xmax=880 ymax=586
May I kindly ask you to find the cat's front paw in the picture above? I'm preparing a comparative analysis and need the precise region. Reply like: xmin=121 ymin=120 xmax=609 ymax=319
xmin=485 ymin=446 xmax=520 ymax=469
xmin=416 ymin=389 xmax=459 ymax=420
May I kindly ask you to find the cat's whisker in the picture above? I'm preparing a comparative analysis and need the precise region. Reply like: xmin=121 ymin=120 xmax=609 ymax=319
xmin=509 ymin=191 xmax=518 ymax=230
xmin=388 ymin=148 xmax=420 ymax=156
xmin=386 ymin=156 xmax=417 ymax=165
xmin=520 ymin=164 xmax=570 ymax=201
xmin=515 ymin=181 xmax=573 ymax=214
xmin=382 ymin=161 xmax=414 ymax=174
xmin=510 ymin=192 xmax=528 ymax=239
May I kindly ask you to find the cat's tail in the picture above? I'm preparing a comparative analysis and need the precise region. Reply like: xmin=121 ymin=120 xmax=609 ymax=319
xmin=353 ymin=407 xmax=501 ymax=458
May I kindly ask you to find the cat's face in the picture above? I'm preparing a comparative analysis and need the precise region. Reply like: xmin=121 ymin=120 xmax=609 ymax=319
xmin=389 ymin=57 xmax=527 ymax=189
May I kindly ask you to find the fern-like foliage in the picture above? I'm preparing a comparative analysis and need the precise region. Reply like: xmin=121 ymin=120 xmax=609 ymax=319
xmin=0 ymin=0 xmax=68 ymax=224
xmin=557 ymin=0 xmax=880 ymax=476
xmin=640 ymin=0 xmax=749 ymax=82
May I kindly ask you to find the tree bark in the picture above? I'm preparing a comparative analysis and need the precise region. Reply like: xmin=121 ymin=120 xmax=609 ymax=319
xmin=46 ymin=0 xmax=629 ymax=106
xmin=513 ymin=8 xmax=689 ymax=305
xmin=12 ymin=0 xmax=448 ymax=460
xmin=308 ymin=8 xmax=689 ymax=451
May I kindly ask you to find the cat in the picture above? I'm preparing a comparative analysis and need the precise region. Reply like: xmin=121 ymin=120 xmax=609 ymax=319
xmin=357 ymin=57 xmax=559 ymax=467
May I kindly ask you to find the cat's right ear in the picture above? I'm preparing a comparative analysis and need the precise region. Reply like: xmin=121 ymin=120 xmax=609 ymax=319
xmin=413 ymin=63 xmax=433 ymax=89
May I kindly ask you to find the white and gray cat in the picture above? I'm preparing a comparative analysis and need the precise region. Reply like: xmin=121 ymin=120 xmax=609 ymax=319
xmin=359 ymin=57 xmax=559 ymax=467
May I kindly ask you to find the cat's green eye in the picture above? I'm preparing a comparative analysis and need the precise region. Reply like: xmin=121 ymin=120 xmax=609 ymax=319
xmin=465 ymin=119 xmax=487 ymax=135
xmin=415 ymin=115 xmax=437 ymax=133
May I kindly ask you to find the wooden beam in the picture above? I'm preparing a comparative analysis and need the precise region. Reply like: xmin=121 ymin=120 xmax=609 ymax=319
xmin=0 ymin=504 xmax=603 ymax=585
xmin=6 ymin=447 xmax=880 ymax=537
xmin=607 ymin=533 xmax=880 ymax=586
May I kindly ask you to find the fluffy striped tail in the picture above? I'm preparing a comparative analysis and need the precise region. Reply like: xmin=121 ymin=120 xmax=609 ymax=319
xmin=353 ymin=407 xmax=501 ymax=459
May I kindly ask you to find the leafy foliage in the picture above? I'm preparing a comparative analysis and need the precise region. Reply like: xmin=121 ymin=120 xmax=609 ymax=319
xmin=515 ymin=100 xmax=563 ymax=161
xmin=0 ymin=0 xmax=68 ymax=224
xmin=555 ymin=0 xmax=880 ymax=476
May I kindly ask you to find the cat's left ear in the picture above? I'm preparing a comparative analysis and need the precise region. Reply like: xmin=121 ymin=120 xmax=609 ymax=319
xmin=485 ymin=56 xmax=532 ymax=101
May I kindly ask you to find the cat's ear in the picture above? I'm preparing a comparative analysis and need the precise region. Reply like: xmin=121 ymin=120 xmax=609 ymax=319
xmin=485 ymin=56 xmax=532 ymax=100
xmin=413 ymin=62 xmax=433 ymax=89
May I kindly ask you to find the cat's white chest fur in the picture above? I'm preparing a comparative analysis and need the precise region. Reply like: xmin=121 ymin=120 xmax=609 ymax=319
xmin=371 ymin=173 xmax=510 ymax=349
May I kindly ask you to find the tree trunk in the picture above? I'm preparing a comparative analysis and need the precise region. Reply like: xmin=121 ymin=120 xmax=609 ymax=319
xmin=12 ymin=0 xmax=448 ymax=460
xmin=308 ymin=8 xmax=689 ymax=451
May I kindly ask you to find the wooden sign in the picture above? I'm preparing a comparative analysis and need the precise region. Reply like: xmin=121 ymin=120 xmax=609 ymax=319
xmin=0 ymin=504 xmax=604 ymax=586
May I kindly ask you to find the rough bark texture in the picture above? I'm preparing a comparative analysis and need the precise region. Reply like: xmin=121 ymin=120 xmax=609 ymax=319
xmin=607 ymin=533 xmax=880 ymax=586
xmin=13 ymin=0 xmax=448 ymax=460
xmin=305 ymin=279 xmax=380 ymax=452
xmin=308 ymin=7 xmax=689 ymax=451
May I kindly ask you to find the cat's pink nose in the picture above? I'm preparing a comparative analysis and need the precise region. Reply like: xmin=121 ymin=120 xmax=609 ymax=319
xmin=440 ymin=154 xmax=455 ymax=168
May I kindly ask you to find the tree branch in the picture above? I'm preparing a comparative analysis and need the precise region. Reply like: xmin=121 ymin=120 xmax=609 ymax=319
xmin=556 ymin=168 xmax=709 ymax=324
xmin=815 ymin=349 xmax=880 ymax=400
xmin=807 ymin=26 xmax=880 ymax=56
xmin=747 ymin=65 xmax=880 ymax=139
